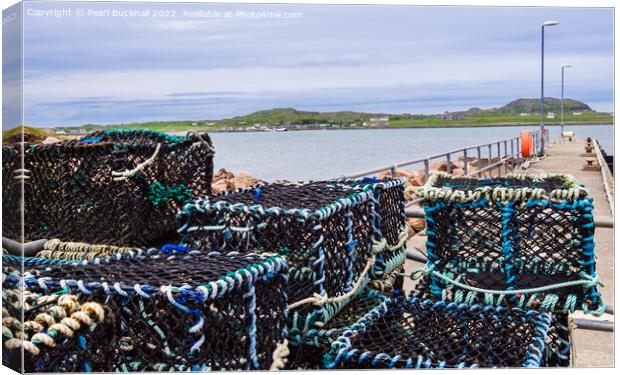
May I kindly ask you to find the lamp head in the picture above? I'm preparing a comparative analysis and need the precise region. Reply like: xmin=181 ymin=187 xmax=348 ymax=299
xmin=543 ymin=20 xmax=560 ymax=27
xmin=563 ymin=64 xmax=572 ymax=68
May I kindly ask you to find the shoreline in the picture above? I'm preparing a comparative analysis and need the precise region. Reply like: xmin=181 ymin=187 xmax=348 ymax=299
xmin=168 ymin=122 xmax=613 ymax=134
xmin=9 ymin=122 xmax=611 ymax=139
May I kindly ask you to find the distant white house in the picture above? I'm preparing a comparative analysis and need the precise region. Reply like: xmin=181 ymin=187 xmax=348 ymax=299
xmin=55 ymin=129 xmax=66 ymax=134
xmin=573 ymin=112 xmax=582 ymax=116
xmin=547 ymin=112 xmax=555 ymax=119
xmin=191 ymin=122 xmax=198 ymax=126
xmin=369 ymin=116 xmax=390 ymax=126
xmin=520 ymin=112 xmax=529 ymax=117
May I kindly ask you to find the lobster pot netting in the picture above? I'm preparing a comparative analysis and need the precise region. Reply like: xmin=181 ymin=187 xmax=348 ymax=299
xmin=337 ymin=178 xmax=408 ymax=279
xmin=4 ymin=251 xmax=288 ymax=372
xmin=416 ymin=173 xmax=603 ymax=316
xmin=324 ymin=296 xmax=553 ymax=369
xmin=412 ymin=276 xmax=572 ymax=367
xmin=544 ymin=313 xmax=572 ymax=367
xmin=287 ymin=288 xmax=388 ymax=369
xmin=2 ymin=129 xmax=214 ymax=247
xmin=177 ymin=178 xmax=407 ymax=339
xmin=2 ymin=145 xmax=22 ymax=239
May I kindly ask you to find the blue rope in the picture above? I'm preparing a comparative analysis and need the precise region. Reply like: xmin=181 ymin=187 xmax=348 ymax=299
xmin=243 ymin=283 xmax=260 ymax=369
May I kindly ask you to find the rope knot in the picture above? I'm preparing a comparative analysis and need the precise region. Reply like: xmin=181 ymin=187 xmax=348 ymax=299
xmin=408 ymin=265 xmax=434 ymax=281
xmin=371 ymin=238 xmax=387 ymax=254
xmin=579 ymin=271 xmax=604 ymax=287
xmin=311 ymin=293 xmax=329 ymax=306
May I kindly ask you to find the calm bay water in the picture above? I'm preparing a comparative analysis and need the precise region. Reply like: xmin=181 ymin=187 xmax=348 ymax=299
xmin=204 ymin=124 xmax=613 ymax=181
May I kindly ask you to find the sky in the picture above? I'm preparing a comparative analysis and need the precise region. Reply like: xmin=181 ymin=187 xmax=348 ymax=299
xmin=3 ymin=1 xmax=615 ymax=127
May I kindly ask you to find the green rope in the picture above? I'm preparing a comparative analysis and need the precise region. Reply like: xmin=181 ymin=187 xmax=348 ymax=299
xmin=408 ymin=266 xmax=603 ymax=295
xmin=148 ymin=182 xmax=193 ymax=207
xmin=407 ymin=266 xmax=606 ymax=314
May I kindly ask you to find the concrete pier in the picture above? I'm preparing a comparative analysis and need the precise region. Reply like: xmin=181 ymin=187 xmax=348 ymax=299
xmin=404 ymin=138 xmax=614 ymax=367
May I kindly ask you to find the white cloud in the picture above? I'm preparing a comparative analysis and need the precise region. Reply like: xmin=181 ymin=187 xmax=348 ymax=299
xmin=18 ymin=3 xmax=613 ymax=125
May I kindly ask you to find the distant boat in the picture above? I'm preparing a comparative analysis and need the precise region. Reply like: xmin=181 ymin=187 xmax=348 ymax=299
xmin=275 ymin=127 xmax=288 ymax=132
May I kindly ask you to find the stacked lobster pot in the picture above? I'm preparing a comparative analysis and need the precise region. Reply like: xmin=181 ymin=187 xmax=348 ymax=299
xmin=2 ymin=130 xmax=231 ymax=372
xmin=410 ymin=275 xmax=573 ymax=367
xmin=2 ymin=129 xmax=215 ymax=247
xmin=406 ymin=172 xmax=605 ymax=366
xmin=2 ymin=249 xmax=290 ymax=372
xmin=176 ymin=178 xmax=408 ymax=353
xmin=323 ymin=295 xmax=554 ymax=368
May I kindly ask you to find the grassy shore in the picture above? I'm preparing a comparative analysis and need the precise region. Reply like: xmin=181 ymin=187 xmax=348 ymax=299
xmin=107 ymin=120 xmax=612 ymax=133
xmin=3 ymin=110 xmax=612 ymax=140
xmin=49 ymin=114 xmax=612 ymax=134
xmin=388 ymin=112 xmax=612 ymax=127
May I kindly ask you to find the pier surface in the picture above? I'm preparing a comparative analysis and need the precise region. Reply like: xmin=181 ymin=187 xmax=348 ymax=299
xmin=405 ymin=138 xmax=614 ymax=367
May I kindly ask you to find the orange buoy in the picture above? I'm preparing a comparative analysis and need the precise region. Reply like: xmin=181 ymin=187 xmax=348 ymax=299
xmin=521 ymin=130 xmax=533 ymax=158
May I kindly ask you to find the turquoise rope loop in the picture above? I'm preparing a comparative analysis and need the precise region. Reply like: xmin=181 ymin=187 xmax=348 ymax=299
xmin=408 ymin=266 xmax=604 ymax=315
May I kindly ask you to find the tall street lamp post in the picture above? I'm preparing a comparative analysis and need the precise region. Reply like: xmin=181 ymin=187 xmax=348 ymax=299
xmin=561 ymin=64 xmax=572 ymax=137
xmin=540 ymin=20 xmax=560 ymax=156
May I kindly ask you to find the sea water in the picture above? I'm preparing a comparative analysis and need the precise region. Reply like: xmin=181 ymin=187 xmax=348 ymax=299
xmin=204 ymin=124 xmax=613 ymax=181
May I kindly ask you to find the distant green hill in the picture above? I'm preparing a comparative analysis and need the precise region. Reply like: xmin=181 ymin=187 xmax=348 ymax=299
xmin=396 ymin=97 xmax=591 ymax=119
xmin=493 ymin=97 xmax=591 ymax=114
xmin=219 ymin=108 xmax=386 ymax=126
xmin=205 ymin=97 xmax=610 ymax=127
xmin=45 ymin=97 xmax=611 ymax=134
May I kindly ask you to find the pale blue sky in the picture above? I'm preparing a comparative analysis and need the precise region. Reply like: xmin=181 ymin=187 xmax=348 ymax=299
xmin=6 ymin=1 xmax=615 ymax=127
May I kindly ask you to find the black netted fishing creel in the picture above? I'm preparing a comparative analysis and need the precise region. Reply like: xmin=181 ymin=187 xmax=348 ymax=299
xmin=416 ymin=173 xmax=603 ymax=316
xmin=176 ymin=178 xmax=407 ymax=340
xmin=10 ymin=250 xmax=288 ymax=371
xmin=323 ymin=296 xmax=552 ymax=368
xmin=412 ymin=275 xmax=572 ymax=367
xmin=2 ymin=129 xmax=214 ymax=247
